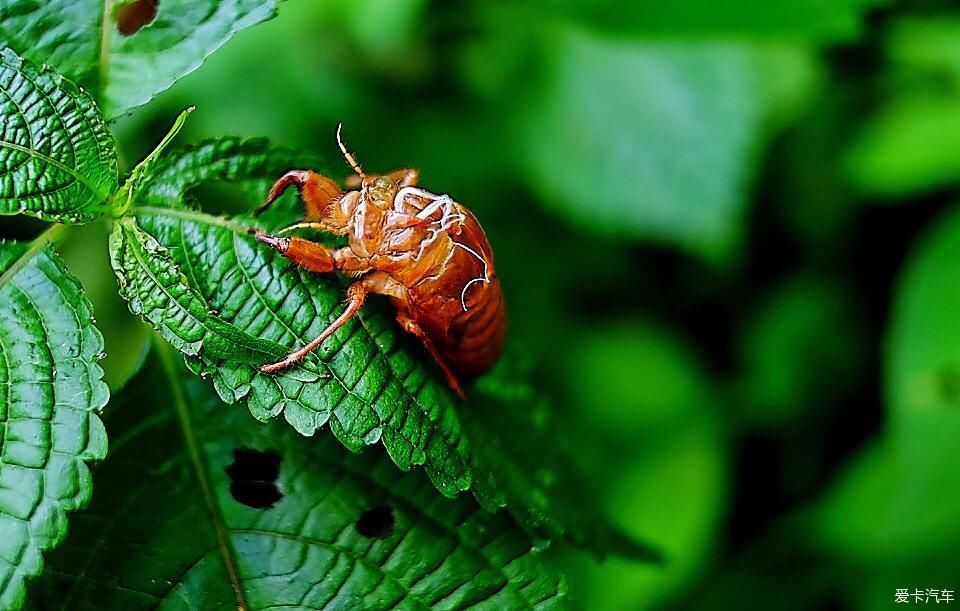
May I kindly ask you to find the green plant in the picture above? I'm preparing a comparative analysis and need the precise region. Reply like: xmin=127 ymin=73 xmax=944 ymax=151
xmin=0 ymin=4 xmax=658 ymax=610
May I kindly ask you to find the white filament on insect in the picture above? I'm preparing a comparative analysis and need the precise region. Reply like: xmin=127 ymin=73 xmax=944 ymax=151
xmin=395 ymin=186 xmax=458 ymax=220
xmin=392 ymin=185 xmax=486 ymax=310
xmin=395 ymin=187 xmax=434 ymax=212
xmin=415 ymin=196 xmax=454 ymax=219
xmin=439 ymin=208 xmax=466 ymax=230
xmin=452 ymin=241 xmax=490 ymax=312
xmin=394 ymin=187 xmax=467 ymax=261
xmin=415 ymin=207 xmax=466 ymax=261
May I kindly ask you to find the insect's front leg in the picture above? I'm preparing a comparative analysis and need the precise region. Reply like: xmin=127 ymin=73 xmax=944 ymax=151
xmin=254 ymin=233 xmax=370 ymax=274
xmin=254 ymin=169 xmax=340 ymax=219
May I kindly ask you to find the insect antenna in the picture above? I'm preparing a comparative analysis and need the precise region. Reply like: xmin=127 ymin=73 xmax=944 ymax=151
xmin=336 ymin=123 xmax=367 ymax=191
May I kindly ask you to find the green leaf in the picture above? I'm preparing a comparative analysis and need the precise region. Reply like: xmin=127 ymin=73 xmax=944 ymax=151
xmin=843 ymin=94 xmax=960 ymax=198
xmin=0 ymin=235 xmax=108 ymax=611
xmin=734 ymin=276 xmax=864 ymax=429
xmin=813 ymin=205 xmax=960 ymax=562
xmin=0 ymin=0 xmax=279 ymax=118
xmin=0 ymin=2 xmax=100 ymax=94
xmin=464 ymin=363 xmax=662 ymax=561
xmin=110 ymin=137 xmax=654 ymax=559
xmin=843 ymin=18 xmax=960 ymax=198
xmin=136 ymin=136 xmax=327 ymax=210
xmin=108 ymin=216 xmax=302 ymax=366
xmin=104 ymin=0 xmax=278 ymax=117
xmin=886 ymin=204 xmax=960 ymax=420
xmin=885 ymin=17 xmax=960 ymax=80
xmin=514 ymin=27 xmax=818 ymax=261
xmin=27 ymin=346 xmax=570 ymax=609
xmin=558 ymin=322 xmax=727 ymax=608
xmin=114 ymin=105 xmax=194 ymax=215
xmin=0 ymin=48 xmax=118 ymax=224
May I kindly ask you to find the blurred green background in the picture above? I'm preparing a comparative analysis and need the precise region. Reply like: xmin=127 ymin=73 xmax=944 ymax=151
xmin=52 ymin=0 xmax=960 ymax=608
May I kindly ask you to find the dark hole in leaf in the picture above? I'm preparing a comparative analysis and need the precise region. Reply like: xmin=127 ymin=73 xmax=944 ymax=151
xmin=117 ymin=0 xmax=159 ymax=36
xmin=225 ymin=448 xmax=282 ymax=509
xmin=356 ymin=505 xmax=395 ymax=538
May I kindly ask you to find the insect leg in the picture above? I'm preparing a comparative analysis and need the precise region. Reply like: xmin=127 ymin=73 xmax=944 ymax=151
xmin=395 ymin=310 xmax=466 ymax=400
xmin=254 ymin=233 xmax=370 ymax=274
xmin=254 ymin=233 xmax=336 ymax=273
xmin=254 ymin=169 xmax=340 ymax=218
xmin=260 ymin=281 xmax=368 ymax=374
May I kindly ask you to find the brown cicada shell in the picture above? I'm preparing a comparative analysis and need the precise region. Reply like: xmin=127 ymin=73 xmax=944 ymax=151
xmin=252 ymin=126 xmax=505 ymax=398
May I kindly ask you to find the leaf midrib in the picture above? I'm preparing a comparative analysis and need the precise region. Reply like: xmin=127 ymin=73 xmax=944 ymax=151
xmin=135 ymin=206 xmax=385 ymax=429
xmin=155 ymin=336 xmax=248 ymax=611
xmin=0 ymin=139 xmax=110 ymax=205
xmin=98 ymin=0 xmax=112 ymax=97
xmin=120 ymin=218 xmax=207 ymax=345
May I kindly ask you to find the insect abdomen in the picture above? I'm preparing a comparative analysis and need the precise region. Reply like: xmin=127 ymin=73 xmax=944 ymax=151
xmin=446 ymin=276 xmax=505 ymax=376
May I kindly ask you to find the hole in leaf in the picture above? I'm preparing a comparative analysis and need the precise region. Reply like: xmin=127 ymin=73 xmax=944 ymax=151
xmin=356 ymin=505 xmax=395 ymax=538
xmin=117 ymin=0 xmax=159 ymax=36
xmin=225 ymin=448 xmax=282 ymax=509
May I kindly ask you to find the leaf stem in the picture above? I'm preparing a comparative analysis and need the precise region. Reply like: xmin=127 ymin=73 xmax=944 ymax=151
xmin=135 ymin=205 xmax=253 ymax=234
xmin=114 ymin=107 xmax=196 ymax=216
xmin=99 ymin=0 xmax=113 ymax=95
xmin=152 ymin=334 xmax=249 ymax=611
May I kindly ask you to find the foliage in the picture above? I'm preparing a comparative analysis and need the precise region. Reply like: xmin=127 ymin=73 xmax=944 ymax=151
xmin=2 ymin=0 xmax=959 ymax=609
xmin=0 ymin=49 xmax=117 ymax=223
xmin=0 ymin=0 xmax=277 ymax=118
xmin=513 ymin=27 xmax=817 ymax=260
xmin=28 ymin=348 xmax=569 ymax=609
xmin=0 ymin=238 xmax=107 ymax=610
xmin=0 ymin=3 xmax=659 ymax=609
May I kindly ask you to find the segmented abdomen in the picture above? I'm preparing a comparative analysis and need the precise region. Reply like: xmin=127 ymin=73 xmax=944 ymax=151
xmin=405 ymin=208 xmax=505 ymax=378
xmin=446 ymin=276 xmax=505 ymax=376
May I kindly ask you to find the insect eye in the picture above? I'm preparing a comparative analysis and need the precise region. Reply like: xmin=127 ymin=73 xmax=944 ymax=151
xmin=374 ymin=176 xmax=396 ymax=190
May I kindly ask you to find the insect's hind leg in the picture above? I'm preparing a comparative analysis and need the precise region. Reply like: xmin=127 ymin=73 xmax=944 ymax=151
xmin=394 ymin=309 xmax=466 ymax=400
xmin=260 ymin=280 xmax=368 ymax=374
xmin=259 ymin=271 xmax=389 ymax=374
xmin=254 ymin=169 xmax=340 ymax=218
